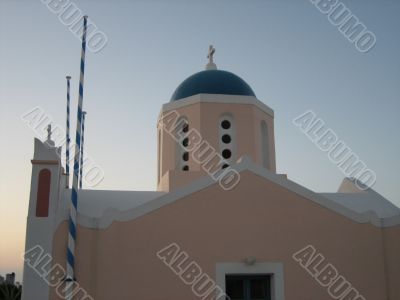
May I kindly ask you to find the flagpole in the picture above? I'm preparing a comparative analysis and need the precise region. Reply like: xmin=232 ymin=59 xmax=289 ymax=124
xmin=66 ymin=15 xmax=88 ymax=298
xmin=65 ymin=76 xmax=71 ymax=188
xmin=79 ymin=111 xmax=87 ymax=189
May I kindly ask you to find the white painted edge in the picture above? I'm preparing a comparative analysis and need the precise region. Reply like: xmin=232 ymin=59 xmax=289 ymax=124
xmin=57 ymin=156 xmax=400 ymax=229
xmin=216 ymin=262 xmax=285 ymax=300
xmin=159 ymin=94 xmax=274 ymax=118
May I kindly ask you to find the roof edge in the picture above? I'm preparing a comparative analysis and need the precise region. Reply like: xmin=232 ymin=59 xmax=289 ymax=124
xmin=56 ymin=156 xmax=400 ymax=229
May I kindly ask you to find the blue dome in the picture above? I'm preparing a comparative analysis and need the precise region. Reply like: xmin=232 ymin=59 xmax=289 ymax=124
xmin=170 ymin=69 xmax=256 ymax=101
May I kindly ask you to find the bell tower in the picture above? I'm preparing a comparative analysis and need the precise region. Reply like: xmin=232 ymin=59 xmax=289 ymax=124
xmin=22 ymin=127 xmax=63 ymax=300
xmin=157 ymin=47 xmax=276 ymax=192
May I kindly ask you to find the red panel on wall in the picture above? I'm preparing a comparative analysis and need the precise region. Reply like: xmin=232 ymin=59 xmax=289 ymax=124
xmin=36 ymin=169 xmax=51 ymax=217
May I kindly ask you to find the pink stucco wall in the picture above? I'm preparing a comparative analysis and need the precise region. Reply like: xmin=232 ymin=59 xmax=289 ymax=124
xmin=51 ymin=171 xmax=400 ymax=300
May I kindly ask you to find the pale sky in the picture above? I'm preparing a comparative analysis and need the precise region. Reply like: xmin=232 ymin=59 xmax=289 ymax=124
xmin=1 ymin=0 xmax=399 ymax=282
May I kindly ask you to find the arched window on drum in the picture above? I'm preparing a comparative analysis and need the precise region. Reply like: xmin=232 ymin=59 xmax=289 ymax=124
xmin=261 ymin=121 xmax=270 ymax=170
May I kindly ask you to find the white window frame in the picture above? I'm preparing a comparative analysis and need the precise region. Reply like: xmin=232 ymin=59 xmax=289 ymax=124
xmin=219 ymin=114 xmax=236 ymax=165
xmin=175 ymin=117 xmax=189 ymax=170
xmin=216 ymin=262 xmax=285 ymax=300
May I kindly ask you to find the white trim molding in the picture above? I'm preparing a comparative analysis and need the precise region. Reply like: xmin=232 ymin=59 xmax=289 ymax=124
xmin=160 ymin=94 xmax=275 ymax=118
xmin=216 ymin=262 xmax=285 ymax=300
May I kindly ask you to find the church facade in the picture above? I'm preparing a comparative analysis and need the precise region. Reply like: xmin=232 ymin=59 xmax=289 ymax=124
xmin=22 ymin=54 xmax=400 ymax=300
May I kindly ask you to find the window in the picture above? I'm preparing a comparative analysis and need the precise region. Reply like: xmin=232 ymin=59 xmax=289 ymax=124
xmin=182 ymin=152 xmax=189 ymax=161
xmin=221 ymin=120 xmax=231 ymax=130
xmin=36 ymin=169 xmax=51 ymax=217
xmin=219 ymin=115 xmax=235 ymax=168
xmin=222 ymin=149 xmax=232 ymax=159
xmin=176 ymin=118 xmax=189 ymax=171
xmin=261 ymin=121 xmax=270 ymax=169
xmin=158 ymin=130 xmax=161 ymax=182
xmin=222 ymin=134 xmax=231 ymax=144
xmin=226 ymin=275 xmax=271 ymax=300
xmin=216 ymin=262 xmax=284 ymax=300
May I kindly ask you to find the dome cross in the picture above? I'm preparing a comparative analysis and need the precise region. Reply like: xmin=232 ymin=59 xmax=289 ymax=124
xmin=207 ymin=45 xmax=215 ymax=63
xmin=206 ymin=45 xmax=217 ymax=70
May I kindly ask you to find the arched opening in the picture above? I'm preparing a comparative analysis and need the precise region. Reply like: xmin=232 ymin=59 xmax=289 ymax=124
xmin=36 ymin=169 xmax=51 ymax=217
xmin=261 ymin=121 xmax=270 ymax=169
xmin=157 ymin=129 xmax=161 ymax=183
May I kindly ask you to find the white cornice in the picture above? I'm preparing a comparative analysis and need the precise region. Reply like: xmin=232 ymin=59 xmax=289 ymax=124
xmin=159 ymin=94 xmax=274 ymax=119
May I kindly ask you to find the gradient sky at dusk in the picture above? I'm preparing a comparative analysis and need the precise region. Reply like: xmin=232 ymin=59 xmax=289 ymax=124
xmin=1 ymin=0 xmax=399 ymax=282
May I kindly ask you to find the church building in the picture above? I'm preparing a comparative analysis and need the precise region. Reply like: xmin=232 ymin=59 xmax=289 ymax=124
xmin=22 ymin=49 xmax=400 ymax=300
